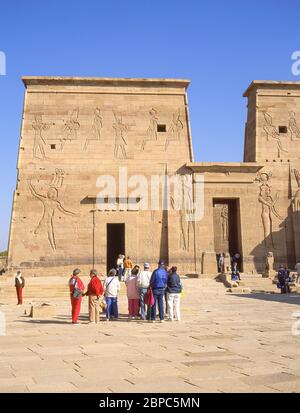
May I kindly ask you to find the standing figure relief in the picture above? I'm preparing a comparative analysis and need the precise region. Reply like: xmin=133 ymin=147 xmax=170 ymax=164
xmin=28 ymin=169 xmax=78 ymax=251
xmin=288 ymin=111 xmax=300 ymax=140
xmin=113 ymin=111 xmax=129 ymax=159
xmin=262 ymin=111 xmax=288 ymax=158
xmin=83 ymin=107 xmax=103 ymax=151
xmin=32 ymin=115 xmax=54 ymax=159
xmin=220 ymin=204 xmax=229 ymax=241
xmin=165 ymin=111 xmax=184 ymax=151
xmin=256 ymin=172 xmax=282 ymax=249
xmin=170 ymin=175 xmax=195 ymax=252
xmin=141 ymin=108 xmax=159 ymax=151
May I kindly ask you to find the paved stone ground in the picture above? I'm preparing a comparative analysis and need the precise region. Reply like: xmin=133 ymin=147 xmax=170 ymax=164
xmin=0 ymin=278 xmax=300 ymax=393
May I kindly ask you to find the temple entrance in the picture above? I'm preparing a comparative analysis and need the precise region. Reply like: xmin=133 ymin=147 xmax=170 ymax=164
xmin=106 ymin=223 xmax=125 ymax=273
xmin=213 ymin=199 xmax=243 ymax=271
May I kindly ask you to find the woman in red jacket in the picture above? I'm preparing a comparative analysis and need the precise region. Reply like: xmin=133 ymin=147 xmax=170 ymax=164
xmin=85 ymin=269 xmax=104 ymax=324
xmin=69 ymin=268 xmax=85 ymax=324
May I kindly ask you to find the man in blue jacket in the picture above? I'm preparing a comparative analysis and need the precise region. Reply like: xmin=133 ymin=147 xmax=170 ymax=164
xmin=149 ymin=259 xmax=168 ymax=322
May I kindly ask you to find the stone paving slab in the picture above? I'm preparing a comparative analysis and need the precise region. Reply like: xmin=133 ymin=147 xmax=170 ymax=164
xmin=0 ymin=278 xmax=300 ymax=393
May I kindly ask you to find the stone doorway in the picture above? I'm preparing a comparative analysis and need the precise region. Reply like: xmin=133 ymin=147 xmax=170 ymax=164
xmin=106 ymin=223 xmax=125 ymax=273
xmin=213 ymin=199 xmax=243 ymax=271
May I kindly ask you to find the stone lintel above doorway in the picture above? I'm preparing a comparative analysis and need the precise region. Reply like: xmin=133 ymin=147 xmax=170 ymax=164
xmin=185 ymin=162 xmax=264 ymax=174
xmin=186 ymin=162 xmax=264 ymax=184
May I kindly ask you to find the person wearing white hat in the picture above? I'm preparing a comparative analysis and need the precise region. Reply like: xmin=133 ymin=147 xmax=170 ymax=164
xmin=137 ymin=263 xmax=152 ymax=320
xmin=15 ymin=271 xmax=25 ymax=305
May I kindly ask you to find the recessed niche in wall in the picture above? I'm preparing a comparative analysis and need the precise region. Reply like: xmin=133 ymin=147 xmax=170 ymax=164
xmin=278 ymin=126 xmax=288 ymax=133
xmin=157 ymin=124 xmax=166 ymax=132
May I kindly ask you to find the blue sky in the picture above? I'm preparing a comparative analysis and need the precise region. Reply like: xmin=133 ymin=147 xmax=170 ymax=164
xmin=0 ymin=0 xmax=299 ymax=251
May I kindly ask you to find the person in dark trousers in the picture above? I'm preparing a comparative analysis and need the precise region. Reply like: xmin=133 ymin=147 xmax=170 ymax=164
xmin=231 ymin=269 xmax=241 ymax=281
xmin=15 ymin=271 xmax=25 ymax=305
xmin=149 ymin=259 xmax=168 ymax=323
xmin=278 ymin=265 xmax=291 ymax=294
xmin=231 ymin=253 xmax=240 ymax=272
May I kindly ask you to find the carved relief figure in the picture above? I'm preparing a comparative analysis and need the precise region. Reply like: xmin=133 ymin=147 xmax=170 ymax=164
xmin=61 ymin=109 xmax=80 ymax=150
xmin=262 ymin=111 xmax=287 ymax=158
xmin=83 ymin=108 xmax=103 ymax=151
xmin=113 ymin=111 xmax=129 ymax=159
xmin=221 ymin=204 xmax=229 ymax=241
xmin=28 ymin=169 xmax=77 ymax=250
xmin=32 ymin=115 xmax=54 ymax=159
xmin=141 ymin=108 xmax=158 ymax=151
xmin=257 ymin=172 xmax=282 ymax=248
xmin=165 ymin=111 xmax=184 ymax=151
xmin=292 ymin=169 xmax=300 ymax=222
xmin=264 ymin=251 xmax=275 ymax=278
xmin=288 ymin=111 xmax=300 ymax=140
xmin=171 ymin=175 xmax=194 ymax=251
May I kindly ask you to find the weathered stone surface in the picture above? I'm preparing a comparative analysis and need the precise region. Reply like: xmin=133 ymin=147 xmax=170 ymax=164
xmin=29 ymin=303 xmax=55 ymax=318
xmin=7 ymin=77 xmax=300 ymax=277
xmin=0 ymin=278 xmax=299 ymax=393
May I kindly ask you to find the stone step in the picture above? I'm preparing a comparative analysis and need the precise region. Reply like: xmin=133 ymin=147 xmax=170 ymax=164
xmin=0 ymin=277 xmax=227 ymax=299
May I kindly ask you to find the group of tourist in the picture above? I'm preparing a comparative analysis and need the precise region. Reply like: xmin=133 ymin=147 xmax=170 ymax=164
xmin=68 ymin=259 xmax=183 ymax=325
xmin=218 ymin=252 xmax=241 ymax=281
xmin=14 ymin=257 xmax=300 ymax=320
xmin=277 ymin=265 xmax=293 ymax=294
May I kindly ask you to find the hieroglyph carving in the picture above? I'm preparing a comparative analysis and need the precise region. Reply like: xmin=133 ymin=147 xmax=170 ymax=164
xmin=61 ymin=109 xmax=80 ymax=150
xmin=32 ymin=115 xmax=54 ymax=159
xmin=262 ymin=111 xmax=288 ymax=158
xmin=28 ymin=169 xmax=77 ymax=250
xmin=221 ymin=204 xmax=229 ymax=241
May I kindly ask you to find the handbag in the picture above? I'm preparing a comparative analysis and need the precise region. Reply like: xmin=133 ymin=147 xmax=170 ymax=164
xmin=73 ymin=280 xmax=83 ymax=299
xmin=144 ymin=287 xmax=155 ymax=307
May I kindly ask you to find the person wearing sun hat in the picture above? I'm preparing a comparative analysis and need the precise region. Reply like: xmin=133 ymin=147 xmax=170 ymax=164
xmin=68 ymin=268 xmax=85 ymax=324
xmin=137 ymin=262 xmax=152 ymax=320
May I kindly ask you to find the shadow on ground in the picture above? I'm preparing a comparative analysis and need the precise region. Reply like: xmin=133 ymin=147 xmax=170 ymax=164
xmin=229 ymin=292 xmax=300 ymax=305
xmin=15 ymin=312 xmax=147 ymax=324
